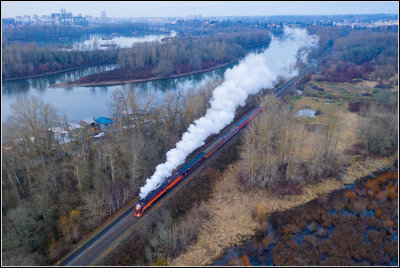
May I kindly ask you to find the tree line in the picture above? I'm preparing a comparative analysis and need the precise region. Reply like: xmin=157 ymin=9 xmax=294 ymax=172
xmin=2 ymin=42 xmax=119 ymax=79
xmin=2 ymin=23 xmax=164 ymax=42
xmin=312 ymin=26 xmax=398 ymax=83
xmin=120 ymin=30 xmax=271 ymax=73
xmin=164 ymin=19 xmax=272 ymax=36
xmin=77 ymin=30 xmax=271 ymax=83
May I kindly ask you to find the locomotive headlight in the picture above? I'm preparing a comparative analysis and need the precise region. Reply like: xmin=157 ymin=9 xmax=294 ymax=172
xmin=135 ymin=204 xmax=141 ymax=211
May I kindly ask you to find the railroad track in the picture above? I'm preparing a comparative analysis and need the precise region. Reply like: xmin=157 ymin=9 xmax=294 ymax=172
xmin=274 ymin=50 xmax=330 ymax=97
xmin=58 ymin=50 xmax=329 ymax=266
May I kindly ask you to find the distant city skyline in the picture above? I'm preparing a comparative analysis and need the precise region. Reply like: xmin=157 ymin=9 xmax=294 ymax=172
xmin=2 ymin=1 xmax=398 ymax=18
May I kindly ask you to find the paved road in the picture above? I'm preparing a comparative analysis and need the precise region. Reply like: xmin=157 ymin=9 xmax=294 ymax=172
xmin=59 ymin=51 xmax=329 ymax=266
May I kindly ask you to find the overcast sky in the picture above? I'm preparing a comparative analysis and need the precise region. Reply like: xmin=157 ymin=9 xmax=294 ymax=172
xmin=2 ymin=1 xmax=398 ymax=18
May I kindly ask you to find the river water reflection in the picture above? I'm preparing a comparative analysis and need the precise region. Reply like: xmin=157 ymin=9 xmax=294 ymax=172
xmin=2 ymin=62 xmax=234 ymax=122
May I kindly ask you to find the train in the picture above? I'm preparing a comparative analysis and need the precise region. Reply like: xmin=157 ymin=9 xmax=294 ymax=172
xmin=133 ymin=103 xmax=265 ymax=217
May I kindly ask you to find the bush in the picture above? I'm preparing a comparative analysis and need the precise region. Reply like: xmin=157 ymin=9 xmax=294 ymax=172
xmin=348 ymin=101 xmax=370 ymax=113
xmin=275 ymin=183 xmax=303 ymax=196
xmin=103 ymin=234 xmax=146 ymax=265
xmin=155 ymin=259 xmax=168 ymax=266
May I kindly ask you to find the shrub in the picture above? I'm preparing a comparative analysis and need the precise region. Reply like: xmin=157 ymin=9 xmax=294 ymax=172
xmin=344 ymin=189 xmax=357 ymax=201
xmin=275 ymin=183 xmax=303 ymax=196
xmin=154 ymin=259 xmax=168 ymax=266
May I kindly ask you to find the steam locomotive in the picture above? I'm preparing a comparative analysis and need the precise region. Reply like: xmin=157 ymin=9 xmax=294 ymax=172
xmin=134 ymin=103 xmax=265 ymax=217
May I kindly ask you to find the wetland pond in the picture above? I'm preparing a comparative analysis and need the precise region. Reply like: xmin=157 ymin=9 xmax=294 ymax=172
xmin=213 ymin=169 xmax=398 ymax=266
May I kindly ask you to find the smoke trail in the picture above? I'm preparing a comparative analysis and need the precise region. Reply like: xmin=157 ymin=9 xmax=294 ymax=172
xmin=139 ymin=27 xmax=318 ymax=199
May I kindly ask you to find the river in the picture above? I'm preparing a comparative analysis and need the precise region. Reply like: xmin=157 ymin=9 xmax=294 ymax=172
xmin=2 ymin=38 xmax=273 ymax=123
xmin=1 ymin=62 xmax=234 ymax=123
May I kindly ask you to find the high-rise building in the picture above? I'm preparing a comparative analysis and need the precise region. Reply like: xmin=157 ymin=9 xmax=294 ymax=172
xmin=61 ymin=9 xmax=66 ymax=15
xmin=51 ymin=13 xmax=60 ymax=24
xmin=101 ymin=11 xmax=106 ymax=19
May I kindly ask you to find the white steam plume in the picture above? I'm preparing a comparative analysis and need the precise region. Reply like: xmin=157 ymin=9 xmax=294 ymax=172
xmin=139 ymin=27 xmax=318 ymax=199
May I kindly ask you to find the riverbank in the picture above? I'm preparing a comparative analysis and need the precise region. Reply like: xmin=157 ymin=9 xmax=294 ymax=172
xmin=51 ymin=59 xmax=240 ymax=88
xmin=2 ymin=63 xmax=116 ymax=82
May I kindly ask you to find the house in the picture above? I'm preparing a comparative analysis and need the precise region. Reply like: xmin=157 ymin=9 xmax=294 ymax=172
xmin=95 ymin=117 xmax=113 ymax=131
xmin=80 ymin=118 xmax=100 ymax=134
xmin=80 ymin=118 xmax=96 ymax=127
xmin=68 ymin=123 xmax=84 ymax=130
xmin=49 ymin=127 xmax=72 ymax=144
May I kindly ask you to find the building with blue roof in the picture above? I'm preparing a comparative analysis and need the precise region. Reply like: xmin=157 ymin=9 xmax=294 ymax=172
xmin=95 ymin=117 xmax=113 ymax=130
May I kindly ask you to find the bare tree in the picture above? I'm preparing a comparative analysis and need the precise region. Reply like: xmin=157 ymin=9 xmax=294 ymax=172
xmin=240 ymin=95 xmax=344 ymax=189
xmin=5 ymin=96 xmax=60 ymax=197
xmin=122 ymin=131 xmax=146 ymax=193
xmin=108 ymin=88 xmax=129 ymax=141
xmin=358 ymin=103 xmax=398 ymax=156
xmin=82 ymin=192 xmax=107 ymax=229
xmin=161 ymin=91 xmax=181 ymax=135
xmin=240 ymin=96 xmax=289 ymax=189
xmin=307 ymin=105 xmax=343 ymax=181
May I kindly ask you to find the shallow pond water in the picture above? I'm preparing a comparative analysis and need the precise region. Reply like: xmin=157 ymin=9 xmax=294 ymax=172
xmin=212 ymin=169 xmax=398 ymax=266
xmin=295 ymin=109 xmax=316 ymax=118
